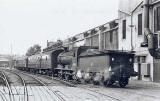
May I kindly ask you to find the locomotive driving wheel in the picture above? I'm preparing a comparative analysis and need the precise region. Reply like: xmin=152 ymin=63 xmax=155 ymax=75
xmin=119 ymin=78 xmax=129 ymax=88
xmin=104 ymin=80 xmax=114 ymax=87
xmin=65 ymin=74 xmax=70 ymax=81
xmin=58 ymin=73 xmax=62 ymax=79
xmin=101 ymin=77 xmax=114 ymax=87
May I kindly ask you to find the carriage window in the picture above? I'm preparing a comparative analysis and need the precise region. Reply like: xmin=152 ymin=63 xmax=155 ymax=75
xmin=122 ymin=20 xmax=126 ymax=39
xmin=155 ymin=6 xmax=160 ymax=32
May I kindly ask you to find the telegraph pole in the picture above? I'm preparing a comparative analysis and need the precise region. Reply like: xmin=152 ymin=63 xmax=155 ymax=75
xmin=10 ymin=44 xmax=13 ymax=69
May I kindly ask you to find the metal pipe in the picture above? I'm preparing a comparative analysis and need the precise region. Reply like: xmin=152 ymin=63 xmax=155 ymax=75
xmin=143 ymin=0 xmax=155 ymax=49
xmin=144 ymin=0 xmax=150 ymax=29
xmin=130 ymin=14 xmax=134 ymax=50
xmin=143 ymin=0 xmax=158 ymax=58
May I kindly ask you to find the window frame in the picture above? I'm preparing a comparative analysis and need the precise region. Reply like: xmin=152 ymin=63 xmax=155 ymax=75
xmin=122 ymin=19 xmax=126 ymax=39
xmin=110 ymin=30 xmax=113 ymax=43
xmin=138 ymin=13 xmax=143 ymax=36
xmin=154 ymin=6 xmax=160 ymax=32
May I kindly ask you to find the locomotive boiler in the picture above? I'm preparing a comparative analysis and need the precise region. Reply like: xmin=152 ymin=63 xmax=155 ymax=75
xmin=15 ymin=46 xmax=137 ymax=87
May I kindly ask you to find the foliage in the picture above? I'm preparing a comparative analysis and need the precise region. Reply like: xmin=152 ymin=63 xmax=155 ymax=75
xmin=26 ymin=44 xmax=41 ymax=56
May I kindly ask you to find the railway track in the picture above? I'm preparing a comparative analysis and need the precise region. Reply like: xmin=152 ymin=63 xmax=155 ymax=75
xmin=79 ymin=86 xmax=122 ymax=101
xmin=26 ymin=71 xmax=160 ymax=101
xmin=6 ymin=69 xmax=158 ymax=101
xmin=0 ymin=90 xmax=9 ymax=101
xmin=78 ymin=82 xmax=160 ymax=100
xmin=7 ymin=70 xmax=29 ymax=101
xmin=37 ymin=75 xmax=122 ymax=101
xmin=19 ymin=72 xmax=66 ymax=101
xmin=1 ymin=69 xmax=67 ymax=101
xmin=0 ymin=71 xmax=15 ymax=101
xmin=33 ymin=76 xmax=121 ymax=101
xmin=13 ymin=69 xmax=76 ymax=87
xmin=19 ymin=70 xmax=122 ymax=101
xmin=6 ymin=69 xmax=66 ymax=101
xmin=1 ymin=68 xmax=159 ymax=101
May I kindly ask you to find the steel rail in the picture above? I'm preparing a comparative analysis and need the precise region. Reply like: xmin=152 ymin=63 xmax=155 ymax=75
xmin=33 ymin=73 xmax=75 ymax=87
xmin=8 ymin=71 xmax=29 ymax=101
xmin=79 ymin=86 xmax=122 ymax=101
xmin=16 ymin=69 xmax=122 ymax=101
xmin=35 ymin=73 xmax=122 ymax=101
xmin=21 ymin=72 xmax=65 ymax=101
xmin=15 ymin=69 xmax=76 ymax=87
xmin=33 ymin=72 xmax=121 ymax=101
xmin=1 ymin=72 xmax=15 ymax=101
xmin=0 ymin=92 xmax=6 ymax=101
xmin=0 ymin=89 xmax=8 ymax=101
xmin=5 ymin=69 xmax=55 ymax=101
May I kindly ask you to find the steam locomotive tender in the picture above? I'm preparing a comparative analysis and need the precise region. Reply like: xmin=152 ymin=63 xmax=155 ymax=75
xmin=15 ymin=46 xmax=136 ymax=87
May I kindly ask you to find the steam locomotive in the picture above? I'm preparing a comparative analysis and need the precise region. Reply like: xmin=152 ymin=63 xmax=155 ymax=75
xmin=15 ymin=46 xmax=137 ymax=87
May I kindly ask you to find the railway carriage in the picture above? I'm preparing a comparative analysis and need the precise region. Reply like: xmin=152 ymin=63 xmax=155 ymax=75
xmin=15 ymin=58 xmax=27 ymax=70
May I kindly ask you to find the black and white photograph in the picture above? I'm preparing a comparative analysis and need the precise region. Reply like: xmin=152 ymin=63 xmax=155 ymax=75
xmin=0 ymin=0 xmax=160 ymax=101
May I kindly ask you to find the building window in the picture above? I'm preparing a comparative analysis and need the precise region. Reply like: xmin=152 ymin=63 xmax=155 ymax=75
xmin=134 ymin=56 xmax=146 ymax=63
xmin=155 ymin=6 xmax=160 ymax=32
xmin=138 ymin=14 xmax=142 ymax=35
xmin=141 ymin=56 xmax=146 ymax=63
xmin=159 ymin=34 xmax=160 ymax=48
xmin=110 ymin=31 xmax=113 ymax=43
xmin=122 ymin=20 xmax=126 ymax=39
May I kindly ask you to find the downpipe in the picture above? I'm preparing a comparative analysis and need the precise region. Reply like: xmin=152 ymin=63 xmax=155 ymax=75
xmin=142 ymin=0 xmax=160 ymax=58
xmin=131 ymin=14 xmax=134 ymax=50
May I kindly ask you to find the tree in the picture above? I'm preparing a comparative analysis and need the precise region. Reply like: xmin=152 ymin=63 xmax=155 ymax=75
xmin=26 ymin=44 xmax=41 ymax=56
xmin=33 ymin=44 xmax=41 ymax=53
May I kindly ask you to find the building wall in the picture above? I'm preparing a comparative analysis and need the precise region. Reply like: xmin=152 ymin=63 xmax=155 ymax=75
xmin=65 ymin=20 xmax=119 ymax=51
xmin=0 ymin=61 xmax=9 ymax=67
xmin=103 ymin=29 xmax=118 ymax=50
xmin=119 ymin=0 xmax=143 ymax=15
xmin=118 ymin=0 xmax=154 ymax=81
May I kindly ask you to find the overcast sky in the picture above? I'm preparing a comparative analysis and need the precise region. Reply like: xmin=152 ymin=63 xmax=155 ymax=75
xmin=0 ymin=0 xmax=118 ymax=55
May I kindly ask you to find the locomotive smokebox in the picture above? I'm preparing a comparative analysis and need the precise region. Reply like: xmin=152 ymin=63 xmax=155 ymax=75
xmin=58 ymin=52 xmax=73 ymax=66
